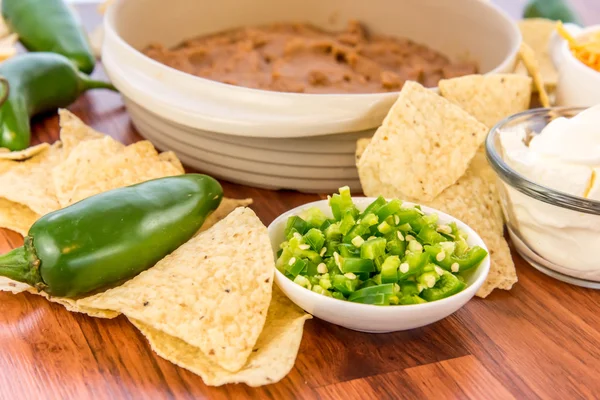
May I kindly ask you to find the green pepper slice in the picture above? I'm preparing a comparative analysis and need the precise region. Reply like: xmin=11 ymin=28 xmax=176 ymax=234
xmin=424 ymin=244 xmax=488 ymax=272
xmin=350 ymin=293 xmax=389 ymax=305
xmin=285 ymin=215 xmax=308 ymax=238
xmin=361 ymin=237 xmax=386 ymax=260
xmin=304 ymin=228 xmax=325 ymax=251
xmin=417 ymin=225 xmax=446 ymax=245
xmin=360 ymin=196 xmax=386 ymax=218
xmin=421 ymin=272 xmax=466 ymax=301
xmin=332 ymin=274 xmax=359 ymax=296
xmin=380 ymin=255 xmax=400 ymax=284
xmin=342 ymin=258 xmax=375 ymax=274
xmin=348 ymin=283 xmax=396 ymax=301
xmin=376 ymin=199 xmax=402 ymax=221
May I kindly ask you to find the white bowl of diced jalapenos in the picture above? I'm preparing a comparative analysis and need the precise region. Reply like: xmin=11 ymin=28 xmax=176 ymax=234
xmin=268 ymin=187 xmax=491 ymax=333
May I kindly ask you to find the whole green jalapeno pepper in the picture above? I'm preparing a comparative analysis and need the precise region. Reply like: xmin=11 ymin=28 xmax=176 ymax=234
xmin=0 ymin=52 xmax=117 ymax=151
xmin=523 ymin=0 xmax=582 ymax=24
xmin=2 ymin=0 xmax=96 ymax=73
xmin=0 ymin=174 xmax=223 ymax=298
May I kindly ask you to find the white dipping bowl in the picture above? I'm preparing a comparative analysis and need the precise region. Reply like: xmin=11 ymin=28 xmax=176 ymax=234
xmin=102 ymin=0 xmax=520 ymax=192
xmin=268 ymin=198 xmax=490 ymax=333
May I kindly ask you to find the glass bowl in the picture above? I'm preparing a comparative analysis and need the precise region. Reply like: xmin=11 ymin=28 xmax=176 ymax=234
xmin=486 ymin=107 xmax=600 ymax=287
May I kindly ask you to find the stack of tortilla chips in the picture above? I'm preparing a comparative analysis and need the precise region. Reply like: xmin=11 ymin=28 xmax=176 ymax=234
xmin=0 ymin=110 xmax=311 ymax=386
xmin=357 ymin=74 xmax=533 ymax=297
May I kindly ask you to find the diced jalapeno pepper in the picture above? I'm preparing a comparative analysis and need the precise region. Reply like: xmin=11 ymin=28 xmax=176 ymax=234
xmin=304 ymin=228 xmax=325 ymax=251
xmin=339 ymin=213 xmax=356 ymax=235
xmin=397 ymin=252 xmax=428 ymax=280
xmin=350 ymin=293 xmax=389 ymax=305
xmin=399 ymin=295 xmax=428 ymax=305
xmin=342 ymin=258 xmax=375 ymax=274
xmin=361 ymin=196 xmax=386 ymax=218
xmin=396 ymin=208 xmax=422 ymax=224
xmin=381 ymin=255 xmax=400 ymax=283
xmin=324 ymin=241 xmax=339 ymax=257
xmin=284 ymin=215 xmax=308 ymax=239
xmin=421 ymin=272 xmax=466 ymax=301
xmin=348 ymin=283 xmax=397 ymax=301
xmin=338 ymin=243 xmax=359 ymax=258
xmin=400 ymin=281 xmax=420 ymax=296
xmin=285 ymin=258 xmax=307 ymax=277
xmin=332 ymin=274 xmax=359 ymax=295
xmin=417 ymin=225 xmax=446 ymax=245
xmin=386 ymin=237 xmax=407 ymax=256
xmin=324 ymin=223 xmax=342 ymax=241
xmin=424 ymin=244 xmax=488 ymax=272
xmin=330 ymin=186 xmax=358 ymax=221
xmin=300 ymin=207 xmax=328 ymax=229
xmin=376 ymin=199 xmax=402 ymax=220
xmin=361 ymin=237 xmax=387 ymax=260
xmin=320 ymin=219 xmax=334 ymax=231
xmin=332 ymin=291 xmax=346 ymax=300
xmin=293 ymin=275 xmax=311 ymax=289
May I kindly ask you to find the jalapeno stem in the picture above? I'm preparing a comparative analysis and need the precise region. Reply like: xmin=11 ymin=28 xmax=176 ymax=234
xmin=0 ymin=237 xmax=44 ymax=290
xmin=79 ymin=73 xmax=118 ymax=92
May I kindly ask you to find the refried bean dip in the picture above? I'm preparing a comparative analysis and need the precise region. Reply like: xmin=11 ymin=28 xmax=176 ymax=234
xmin=143 ymin=21 xmax=477 ymax=94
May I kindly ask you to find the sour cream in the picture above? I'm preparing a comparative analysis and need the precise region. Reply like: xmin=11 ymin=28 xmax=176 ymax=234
xmin=499 ymin=105 xmax=600 ymax=281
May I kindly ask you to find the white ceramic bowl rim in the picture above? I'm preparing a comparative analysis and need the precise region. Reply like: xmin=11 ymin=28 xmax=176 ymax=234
xmin=104 ymin=0 xmax=520 ymax=100
xmin=269 ymin=198 xmax=491 ymax=312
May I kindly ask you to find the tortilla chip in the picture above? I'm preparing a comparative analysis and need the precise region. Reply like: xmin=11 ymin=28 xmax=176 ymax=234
xmin=355 ymin=138 xmax=371 ymax=164
xmin=515 ymin=19 xmax=558 ymax=89
xmin=158 ymin=150 xmax=185 ymax=174
xmin=130 ymin=286 xmax=311 ymax=386
xmin=198 ymin=197 xmax=253 ymax=234
xmin=439 ymin=74 xmax=532 ymax=128
xmin=32 ymin=290 xmax=120 ymax=319
xmin=518 ymin=42 xmax=551 ymax=108
xmin=0 ymin=143 xmax=50 ymax=161
xmin=426 ymin=165 xmax=516 ymax=298
xmin=0 ymin=277 xmax=119 ymax=318
xmin=0 ymin=142 xmax=63 ymax=215
xmin=79 ymin=207 xmax=275 ymax=372
xmin=58 ymin=109 xmax=105 ymax=154
xmin=52 ymin=137 xmax=182 ymax=208
xmin=357 ymin=81 xmax=488 ymax=201
xmin=0 ymin=277 xmax=31 ymax=294
xmin=0 ymin=198 xmax=39 ymax=236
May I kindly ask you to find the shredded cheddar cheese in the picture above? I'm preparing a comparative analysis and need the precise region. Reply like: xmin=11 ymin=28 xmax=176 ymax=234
xmin=557 ymin=22 xmax=600 ymax=72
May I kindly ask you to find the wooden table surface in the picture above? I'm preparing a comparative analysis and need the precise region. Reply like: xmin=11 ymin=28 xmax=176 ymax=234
xmin=1 ymin=2 xmax=600 ymax=399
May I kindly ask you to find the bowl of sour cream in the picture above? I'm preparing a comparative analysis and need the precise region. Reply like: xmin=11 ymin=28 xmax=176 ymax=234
xmin=486 ymin=105 xmax=600 ymax=287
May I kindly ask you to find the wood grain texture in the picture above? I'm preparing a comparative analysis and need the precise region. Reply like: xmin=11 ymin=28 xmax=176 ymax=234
xmin=1 ymin=2 xmax=600 ymax=399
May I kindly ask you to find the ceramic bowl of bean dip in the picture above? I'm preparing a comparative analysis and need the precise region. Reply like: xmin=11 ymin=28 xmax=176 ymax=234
xmin=102 ymin=0 xmax=520 ymax=192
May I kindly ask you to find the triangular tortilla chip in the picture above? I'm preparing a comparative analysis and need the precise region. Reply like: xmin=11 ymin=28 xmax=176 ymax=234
xmin=197 ymin=197 xmax=253 ymax=234
xmin=518 ymin=42 xmax=551 ymax=108
xmin=59 ymin=109 xmax=105 ymax=154
xmin=158 ymin=150 xmax=185 ymax=174
xmin=426 ymin=163 xmax=516 ymax=297
xmin=52 ymin=136 xmax=183 ymax=207
xmin=357 ymin=81 xmax=488 ymax=201
xmin=0 ymin=143 xmax=50 ymax=160
xmin=514 ymin=19 xmax=558 ymax=89
xmin=439 ymin=74 xmax=532 ymax=128
xmin=78 ymin=207 xmax=275 ymax=372
xmin=0 ymin=198 xmax=40 ymax=236
xmin=130 ymin=286 xmax=311 ymax=386
xmin=0 ymin=142 xmax=63 ymax=215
